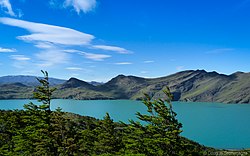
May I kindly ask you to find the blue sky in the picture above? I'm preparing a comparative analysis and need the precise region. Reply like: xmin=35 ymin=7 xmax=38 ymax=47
xmin=0 ymin=0 xmax=250 ymax=81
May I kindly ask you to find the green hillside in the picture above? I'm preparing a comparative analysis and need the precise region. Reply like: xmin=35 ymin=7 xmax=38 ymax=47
xmin=1 ymin=70 xmax=250 ymax=103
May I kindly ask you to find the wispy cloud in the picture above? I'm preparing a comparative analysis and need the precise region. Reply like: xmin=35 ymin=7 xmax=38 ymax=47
xmin=0 ymin=18 xmax=130 ymax=53
xmin=114 ymin=62 xmax=133 ymax=65
xmin=92 ymin=45 xmax=131 ymax=54
xmin=63 ymin=49 xmax=111 ymax=61
xmin=10 ymin=55 xmax=30 ymax=61
xmin=35 ymin=50 xmax=69 ymax=67
xmin=66 ymin=67 xmax=92 ymax=74
xmin=0 ymin=0 xmax=16 ymax=16
xmin=63 ymin=49 xmax=81 ymax=53
xmin=64 ymin=0 xmax=96 ymax=14
xmin=0 ymin=47 xmax=16 ymax=52
xmin=81 ymin=52 xmax=111 ymax=61
xmin=0 ymin=17 xmax=95 ymax=46
xmin=143 ymin=60 xmax=154 ymax=63
xmin=205 ymin=48 xmax=234 ymax=54
xmin=66 ymin=67 xmax=83 ymax=71
xmin=9 ymin=55 xmax=31 ymax=69
xmin=0 ymin=17 xmax=132 ymax=69
xmin=0 ymin=0 xmax=23 ymax=17
xmin=34 ymin=42 xmax=56 ymax=49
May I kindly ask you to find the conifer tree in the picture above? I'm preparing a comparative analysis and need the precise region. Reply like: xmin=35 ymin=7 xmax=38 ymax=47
xmin=33 ymin=70 xmax=56 ymax=113
xmin=12 ymin=70 xmax=58 ymax=155
xmin=94 ymin=113 xmax=123 ymax=155
xmin=123 ymin=87 xmax=183 ymax=155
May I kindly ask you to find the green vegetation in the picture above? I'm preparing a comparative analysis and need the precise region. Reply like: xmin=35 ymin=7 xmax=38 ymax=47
xmin=1 ymin=70 xmax=250 ymax=103
xmin=0 ymin=83 xmax=33 ymax=99
xmin=0 ymin=70 xmax=225 ymax=155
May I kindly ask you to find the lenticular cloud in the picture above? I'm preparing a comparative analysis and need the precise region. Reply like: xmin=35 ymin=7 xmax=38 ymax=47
xmin=0 ymin=17 xmax=95 ymax=46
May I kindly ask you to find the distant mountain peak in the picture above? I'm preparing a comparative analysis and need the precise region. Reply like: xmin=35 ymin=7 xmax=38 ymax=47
xmin=61 ymin=77 xmax=94 ymax=89
xmin=116 ymin=74 xmax=126 ymax=78
xmin=68 ymin=77 xmax=81 ymax=82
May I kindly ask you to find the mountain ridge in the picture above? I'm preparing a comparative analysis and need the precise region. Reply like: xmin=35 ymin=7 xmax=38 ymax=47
xmin=0 ymin=70 xmax=250 ymax=103
xmin=0 ymin=75 xmax=66 ymax=86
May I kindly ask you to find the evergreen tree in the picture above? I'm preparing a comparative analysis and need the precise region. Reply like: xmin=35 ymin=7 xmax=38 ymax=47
xmin=0 ymin=110 xmax=22 ymax=155
xmin=11 ymin=70 xmax=58 ymax=155
xmin=94 ymin=113 xmax=123 ymax=155
xmin=33 ymin=70 xmax=56 ymax=113
xmin=78 ymin=116 xmax=98 ymax=155
xmin=123 ymin=87 xmax=183 ymax=155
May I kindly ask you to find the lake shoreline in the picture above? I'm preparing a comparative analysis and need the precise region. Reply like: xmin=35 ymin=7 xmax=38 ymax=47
xmin=0 ymin=98 xmax=249 ymax=104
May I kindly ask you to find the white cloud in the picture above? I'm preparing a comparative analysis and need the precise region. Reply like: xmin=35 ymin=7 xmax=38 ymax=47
xmin=143 ymin=60 xmax=154 ymax=63
xmin=0 ymin=47 xmax=16 ymax=52
xmin=0 ymin=17 xmax=95 ymax=46
xmin=66 ymin=67 xmax=83 ymax=71
xmin=35 ymin=50 xmax=69 ymax=67
xmin=10 ymin=55 xmax=30 ymax=61
xmin=63 ymin=49 xmax=111 ymax=61
xmin=66 ymin=67 xmax=92 ymax=74
xmin=9 ymin=55 xmax=31 ymax=69
xmin=0 ymin=18 xmax=132 ymax=68
xmin=0 ymin=18 xmax=131 ymax=55
xmin=80 ymin=52 xmax=111 ymax=61
xmin=34 ymin=42 xmax=56 ymax=49
xmin=64 ymin=0 xmax=96 ymax=14
xmin=92 ymin=45 xmax=131 ymax=54
xmin=0 ymin=0 xmax=16 ymax=16
xmin=63 ymin=49 xmax=81 ymax=53
xmin=10 ymin=55 xmax=30 ymax=69
xmin=114 ymin=62 xmax=133 ymax=65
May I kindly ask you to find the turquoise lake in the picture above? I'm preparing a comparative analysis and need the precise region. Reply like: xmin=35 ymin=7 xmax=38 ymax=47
xmin=1 ymin=99 xmax=250 ymax=149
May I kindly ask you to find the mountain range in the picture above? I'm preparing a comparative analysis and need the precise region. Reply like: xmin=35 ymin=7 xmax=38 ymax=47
xmin=0 ymin=75 xmax=65 ymax=86
xmin=0 ymin=70 xmax=250 ymax=103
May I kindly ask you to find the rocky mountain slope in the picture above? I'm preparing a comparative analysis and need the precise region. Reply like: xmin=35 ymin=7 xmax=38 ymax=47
xmin=0 ymin=70 xmax=250 ymax=103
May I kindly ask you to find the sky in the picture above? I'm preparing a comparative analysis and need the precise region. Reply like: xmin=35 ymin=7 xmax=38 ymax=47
xmin=0 ymin=0 xmax=250 ymax=82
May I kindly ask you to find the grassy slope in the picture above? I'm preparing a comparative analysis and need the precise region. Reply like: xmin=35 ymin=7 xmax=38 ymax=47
xmin=0 ymin=83 xmax=34 ymax=99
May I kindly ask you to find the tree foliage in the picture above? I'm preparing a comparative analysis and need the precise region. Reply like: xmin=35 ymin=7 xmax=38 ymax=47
xmin=122 ymin=87 xmax=185 ymax=155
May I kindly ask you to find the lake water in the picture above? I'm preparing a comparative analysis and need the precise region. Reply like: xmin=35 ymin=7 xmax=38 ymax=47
xmin=1 ymin=99 xmax=250 ymax=149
